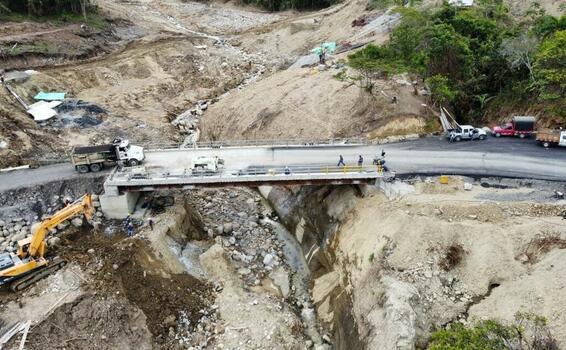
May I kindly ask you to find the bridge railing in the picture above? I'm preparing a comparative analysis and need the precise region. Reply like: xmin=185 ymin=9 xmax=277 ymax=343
xmin=143 ymin=138 xmax=367 ymax=151
xmin=108 ymin=164 xmax=387 ymax=183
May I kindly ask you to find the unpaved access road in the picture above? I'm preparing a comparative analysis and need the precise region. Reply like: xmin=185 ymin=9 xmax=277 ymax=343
xmin=1 ymin=138 xmax=566 ymax=192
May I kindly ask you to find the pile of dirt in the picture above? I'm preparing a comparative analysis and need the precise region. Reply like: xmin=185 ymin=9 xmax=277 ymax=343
xmin=201 ymin=67 xmax=425 ymax=140
xmin=50 ymin=229 xmax=214 ymax=345
xmin=25 ymin=294 xmax=153 ymax=350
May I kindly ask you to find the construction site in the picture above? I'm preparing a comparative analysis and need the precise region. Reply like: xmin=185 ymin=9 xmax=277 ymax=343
xmin=1 ymin=0 xmax=566 ymax=349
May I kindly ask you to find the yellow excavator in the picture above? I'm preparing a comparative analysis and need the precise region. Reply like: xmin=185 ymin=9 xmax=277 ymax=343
xmin=0 ymin=194 xmax=94 ymax=291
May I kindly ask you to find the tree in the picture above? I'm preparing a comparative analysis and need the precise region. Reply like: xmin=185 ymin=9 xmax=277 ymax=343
xmin=500 ymin=33 xmax=539 ymax=81
xmin=423 ymin=24 xmax=473 ymax=81
xmin=534 ymin=30 xmax=566 ymax=100
xmin=425 ymin=74 xmax=456 ymax=106
xmin=532 ymin=15 xmax=566 ymax=38
xmin=1 ymin=0 xmax=93 ymax=18
xmin=347 ymin=44 xmax=402 ymax=91
xmin=429 ymin=313 xmax=558 ymax=350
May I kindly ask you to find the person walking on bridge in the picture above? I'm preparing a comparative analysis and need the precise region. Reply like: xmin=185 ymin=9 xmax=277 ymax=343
xmin=337 ymin=155 xmax=345 ymax=167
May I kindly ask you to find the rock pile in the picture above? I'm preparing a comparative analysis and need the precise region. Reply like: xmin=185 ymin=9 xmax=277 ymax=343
xmin=190 ymin=188 xmax=292 ymax=297
xmin=0 ymin=217 xmax=31 ymax=253
xmin=172 ymin=100 xmax=208 ymax=147
xmin=0 ymin=194 xmax=105 ymax=254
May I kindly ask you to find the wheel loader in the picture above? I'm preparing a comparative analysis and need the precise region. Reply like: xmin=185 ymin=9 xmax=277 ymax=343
xmin=0 ymin=194 xmax=94 ymax=291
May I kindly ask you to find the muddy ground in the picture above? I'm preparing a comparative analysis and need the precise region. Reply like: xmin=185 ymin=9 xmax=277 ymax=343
xmin=3 ymin=227 xmax=213 ymax=350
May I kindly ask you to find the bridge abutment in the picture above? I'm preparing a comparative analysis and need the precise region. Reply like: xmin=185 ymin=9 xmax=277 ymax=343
xmin=100 ymin=191 xmax=140 ymax=219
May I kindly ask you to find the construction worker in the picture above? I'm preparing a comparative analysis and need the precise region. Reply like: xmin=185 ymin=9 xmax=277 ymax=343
xmin=124 ymin=215 xmax=132 ymax=230
xmin=127 ymin=222 xmax=135 ymax=237
xmin=337 ymin=155 xmax=345 ymax=167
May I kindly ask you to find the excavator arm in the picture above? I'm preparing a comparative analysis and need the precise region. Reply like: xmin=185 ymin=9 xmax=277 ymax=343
xmin=1 ymin=194 xmax=94 ymax=291
xmin=18 ymin=194 xmax=94 ymax=259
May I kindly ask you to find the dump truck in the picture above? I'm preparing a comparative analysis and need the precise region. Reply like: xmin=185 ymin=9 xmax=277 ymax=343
xmin=491 ymin=116 xmax=536 ymax=138
xmin=71 ymin=139 xmax=145 ymax=173
xmin=536 ymin=129 xmax=566 ymax=148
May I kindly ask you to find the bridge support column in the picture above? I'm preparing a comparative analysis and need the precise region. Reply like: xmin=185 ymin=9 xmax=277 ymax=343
xmin=99 ymin=191 xmax=140 ymax=219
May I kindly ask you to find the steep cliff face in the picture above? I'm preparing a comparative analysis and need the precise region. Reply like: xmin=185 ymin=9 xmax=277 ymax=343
xmin=261 ymin=179 xmax=566 ymax=349
xmin=260 ymin=184 xmax=368 ymax=349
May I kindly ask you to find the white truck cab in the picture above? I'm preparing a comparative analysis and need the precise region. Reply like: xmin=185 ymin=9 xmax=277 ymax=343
xmin=115 ymin=139 xmax=145 ymax=166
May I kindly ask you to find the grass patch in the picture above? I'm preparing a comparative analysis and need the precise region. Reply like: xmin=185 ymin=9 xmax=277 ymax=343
xmin=1 ymin=41 xmax=61 ymax=56
xmin=0 ymin=11 xmax=109 ymax=30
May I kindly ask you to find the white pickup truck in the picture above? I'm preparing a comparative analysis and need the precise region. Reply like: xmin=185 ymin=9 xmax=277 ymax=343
xmin=447 ymin=125 xmax=487 ymax=142
xmin=190 ymin=156 xmax=224 ymax=174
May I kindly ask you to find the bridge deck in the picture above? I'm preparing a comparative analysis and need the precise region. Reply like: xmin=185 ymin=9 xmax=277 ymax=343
xmin=106 ymin=164 xmax=385 ymax=192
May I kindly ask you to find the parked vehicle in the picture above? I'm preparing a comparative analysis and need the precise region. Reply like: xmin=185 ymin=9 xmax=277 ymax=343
xmin=190 ymin=156 xmax=224 ymax=174
xmin=447 ymin=125 xmax=487 ymax=142
xmin=491 ymin=116 xmax=536 ymax=138
xmin=536 ymin=129 xmax=566 ymax=148
xmin=71 ymin=139 xmax=145 ymax=173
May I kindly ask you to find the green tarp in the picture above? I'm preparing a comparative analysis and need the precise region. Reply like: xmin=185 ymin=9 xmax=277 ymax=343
xmin=34 ymin=91 xmax=66 ymax=101
xmin=311 ymin=42 xmax=337 ymax=55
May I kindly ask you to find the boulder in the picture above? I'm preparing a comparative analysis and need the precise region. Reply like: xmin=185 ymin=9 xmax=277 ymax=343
xmin=270 ymin=268 xmax=291 ymax=298
xmin=223 ymin=222 xmax=233 ymax=234
xmin=48 ymin=237 xmax=61 ymax=247
xmin=71 ymin=218 xmax=83 ymax=227
xmin=57 ymin=221 xmax=70 ymax=230
xmin=263 ymin=253 xmax=274 ymax=266
xmin=11 ymin=233 xmax=25 ymax=243
xmin=238 ymin=267 xmax=251 ymax=276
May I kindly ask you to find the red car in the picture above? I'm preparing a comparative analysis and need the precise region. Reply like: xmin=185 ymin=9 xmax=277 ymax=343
xmin=491 ymin=116 xmax=536 ymax=138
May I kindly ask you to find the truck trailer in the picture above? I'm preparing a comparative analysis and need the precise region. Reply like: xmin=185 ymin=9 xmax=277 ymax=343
xmin=536 ymin=129 xmax=566 ymax=148
xmin=71 ymin=139 xmax=145 ymax=173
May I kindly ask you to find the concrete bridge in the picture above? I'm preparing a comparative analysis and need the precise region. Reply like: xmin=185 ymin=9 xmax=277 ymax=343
xmin=54 ymin=136 xmax=566 ymax=218
xmin=99 ymin=140 xmax=387 ymax=218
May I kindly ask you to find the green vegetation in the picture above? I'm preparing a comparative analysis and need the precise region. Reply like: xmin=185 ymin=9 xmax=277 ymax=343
xmin=0 ymin=0 xmax=96 ymax=21
xmin=429 ymin=313 xmax=558 ymax=350
xmin=347 ymin=1 xmax=566 ymax=123
xmin=368 ymin=0 xmax=421 ymax=10
xmin=241 ymin=0 xmax=340 ymax=11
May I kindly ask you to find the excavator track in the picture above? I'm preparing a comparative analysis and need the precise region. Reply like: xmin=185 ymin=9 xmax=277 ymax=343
xmin=10 ymin=258 xmax=67 ymax=292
